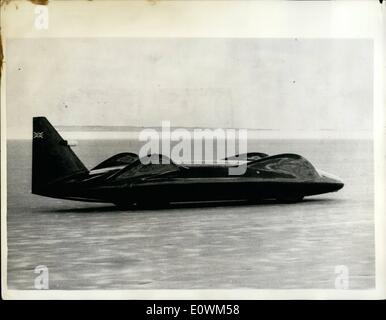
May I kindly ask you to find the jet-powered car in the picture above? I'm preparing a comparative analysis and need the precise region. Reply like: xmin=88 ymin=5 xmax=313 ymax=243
xmin=31 ymin=117 xmax=344 ymax=208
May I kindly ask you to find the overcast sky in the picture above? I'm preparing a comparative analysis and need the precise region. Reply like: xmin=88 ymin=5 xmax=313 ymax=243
xmin=6 ymin=38 xmax=372 ymax=139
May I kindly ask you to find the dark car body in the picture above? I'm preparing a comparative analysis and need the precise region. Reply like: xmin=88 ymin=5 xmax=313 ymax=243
xmin=32 ymin=117 xmax=344 ymax=208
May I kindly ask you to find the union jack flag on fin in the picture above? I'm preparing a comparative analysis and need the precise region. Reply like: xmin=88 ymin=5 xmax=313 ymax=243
xmin=33 ymin=132 xmax=44 ymax=139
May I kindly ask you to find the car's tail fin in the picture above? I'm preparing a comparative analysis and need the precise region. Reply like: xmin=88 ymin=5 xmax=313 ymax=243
xmin=32 ymin=117 xmax=88 ymax=194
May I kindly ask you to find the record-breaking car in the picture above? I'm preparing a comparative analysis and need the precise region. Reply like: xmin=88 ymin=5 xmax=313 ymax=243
xmin=32 ymin=117 xmax=344 ymax=208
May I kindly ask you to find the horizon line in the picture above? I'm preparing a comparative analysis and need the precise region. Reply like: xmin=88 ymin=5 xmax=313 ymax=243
xmin=7 ymin=128 xmax=373 ymax=140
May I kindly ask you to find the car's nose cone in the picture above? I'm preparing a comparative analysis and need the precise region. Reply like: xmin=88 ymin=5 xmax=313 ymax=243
xmin=316 ymin=169 xmax=344 ymax=191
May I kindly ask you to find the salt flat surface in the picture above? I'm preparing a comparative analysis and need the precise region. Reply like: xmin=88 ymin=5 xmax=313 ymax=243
xmin=6 ymin=139 xmax=374 ymax=289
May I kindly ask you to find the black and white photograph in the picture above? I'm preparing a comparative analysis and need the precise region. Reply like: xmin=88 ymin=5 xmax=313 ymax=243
xmin=1 ymin=0 xmax=385 ymax=300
